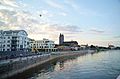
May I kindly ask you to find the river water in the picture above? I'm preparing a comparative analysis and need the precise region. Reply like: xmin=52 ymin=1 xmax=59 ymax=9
xmin=28 ymin=50 xmax=120 ymax=79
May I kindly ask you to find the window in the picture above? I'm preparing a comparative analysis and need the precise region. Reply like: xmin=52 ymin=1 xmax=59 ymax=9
xmin=3 ymin=45 xmax=5 ymax=47
xmin=7 ymin=49 xmax=10 ymax=51
xmin=7 ymin=45 xmax=10 ymax=47
xmin=3 ymin=49 xmax=5 ymax=51
xmin=7 ymin=40 xmax=10 ymax=43
xmin=8 ymin=37 xmax=10 ymax=39
xmin=27 ymin=42 xmax=29 ymax=45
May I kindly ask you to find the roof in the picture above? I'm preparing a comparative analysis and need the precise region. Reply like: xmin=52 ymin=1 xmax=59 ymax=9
xmin=2 ymin=30 xmax=28 ymax=35
xmin=63 ymin=41 xmax=78 ymax=44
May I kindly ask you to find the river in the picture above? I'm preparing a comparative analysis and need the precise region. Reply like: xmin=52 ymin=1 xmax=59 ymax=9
xmin=27 ymin=50 xmax=120 ymax=79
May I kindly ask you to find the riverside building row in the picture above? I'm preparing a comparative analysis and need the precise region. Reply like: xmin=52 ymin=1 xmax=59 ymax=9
xmin=31 ymin=38 xmax=57 ymax=52
xmin=0 ymin=30 xmax=56 ymax=52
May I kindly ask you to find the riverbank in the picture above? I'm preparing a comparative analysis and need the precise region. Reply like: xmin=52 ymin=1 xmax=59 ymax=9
xmin=28 ymin=50 xmax=120 ymax=79
xmin=0 ymin=50 xmax=95 ymax=79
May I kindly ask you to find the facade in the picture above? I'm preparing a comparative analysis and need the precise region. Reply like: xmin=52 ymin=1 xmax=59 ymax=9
xmin=31 ymin=38 xmax=57 ymax=52
xmin=0 ymin=30 xmax=30 ymax=51
xmin=58 ymin=33 xmax=80 ymax=51
xmin=108 ymin=45 xmax=115 ymax=49
xmin=80 ymin=44 xmax=89 ymax=49
xmin=63 ymin=41 xmax=78 ymax=47
xmin=57 ymin=41 xmax=79 ymax=51
xmin=59 ymin=33 xmax=64 ymax=45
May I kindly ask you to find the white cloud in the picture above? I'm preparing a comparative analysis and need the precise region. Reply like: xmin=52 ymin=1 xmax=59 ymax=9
xmin=44 ymin=0 xmax=64 ymax=9
xmin=114 ymin=35 xmax=120 ymax=39
xmin=64 ymin=0 xmax=102 ymax=16
xmin=0 ymin=0 xmax=45 ymax=34
xmin=0 ymin=0 xmax=81 ymax=42
xmin=59 ymin=12 xmax=67 ymax=16
xmin=0 ymin=0 xmax=19 ymax=8
xmin=65 ymin=0 xmax=79 ymax=11
xmin=90 ymin=29 xmax=105 ymax=34
xmin=0 ymin=0 xmax=118 ymax=46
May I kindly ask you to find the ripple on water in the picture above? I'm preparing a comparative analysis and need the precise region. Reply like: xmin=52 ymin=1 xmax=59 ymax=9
xmin=28 ymin=50 xmax=120 ymax=79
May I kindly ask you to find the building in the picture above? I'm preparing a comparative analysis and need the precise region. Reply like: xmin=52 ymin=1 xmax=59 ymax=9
xmin=63 ymin=41 xmax=78 ymax=47
xmin=80 ymin=44 xmax=89 ymax=49
xmin=63 ymin=41 xmax=79 ymax=50
xmin=59 ymin=33 xmax=64 ymax=45
xmin=0 ymin=30 xmax=30 ymax=51
xmin=58 ymin=33 xmax=80 ymax=51
xmin=28 ymin=38 xmax=35 ymax=51
xmin=31 ymin=38 xmax=57 ymax=52
xmin=108 ymin=44 xmax=115 ymax=49
xmin=57 ymin=41 xmax=79 ymax=51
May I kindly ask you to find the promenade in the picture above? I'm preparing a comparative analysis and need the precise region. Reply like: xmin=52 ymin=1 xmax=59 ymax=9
xmin=0 ymin=50 xmax=95 ymax=79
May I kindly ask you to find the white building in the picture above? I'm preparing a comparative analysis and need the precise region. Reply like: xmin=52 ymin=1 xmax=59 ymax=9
xmin=31 ymin=38 xmax=57 ymax=52
xmin=0 ymin=30 xmax=30 ymax=51
xmin=80 ymin=44 xmax=89 ymax=50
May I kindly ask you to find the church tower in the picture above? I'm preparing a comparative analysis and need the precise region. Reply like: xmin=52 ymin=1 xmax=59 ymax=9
xmin=59 ymin=33 xmax=64 ymax=45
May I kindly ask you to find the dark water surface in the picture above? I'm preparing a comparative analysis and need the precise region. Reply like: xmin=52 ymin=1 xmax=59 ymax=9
xmin=28 ymin=50 xmax=120 ymax=79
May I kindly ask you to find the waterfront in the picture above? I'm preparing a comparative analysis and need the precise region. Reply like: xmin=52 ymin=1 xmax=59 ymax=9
xmin=0 ymin=50 xmax=92 ymax=79
xmin=27 ymin=50 xmax=120 ymax=79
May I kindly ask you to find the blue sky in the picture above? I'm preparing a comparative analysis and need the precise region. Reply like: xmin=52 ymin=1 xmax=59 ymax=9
xmin=0 ymin=0 xmax=120 ymax=46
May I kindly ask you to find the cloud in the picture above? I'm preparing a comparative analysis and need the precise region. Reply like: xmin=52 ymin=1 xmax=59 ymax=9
xmin=90 ymin=29 xmax=105 ymax=34
xmin=45 ymin=24 xmax=82 ymax=33
xmin=114 ymin=35 xmax=120 ymax=38
xmin=65 ymin=0 xmax=79 ymax=11
xmin=59 ymin=12 xmax=67 ymax=16
xmin=64 ymin=0 xmax=102 ymax=16
xmin=26 ymin=23 xmax=83 ymax=41
xmin=36 ymin=10 xmax=54 ymax=20
xmin=0 ymin=0 xmax=46 ymax=35
xmin=0 ymin=0 xmax=19 ymax=8
xmin=44 ymin=0 xmax=63 ymax=9
xmin=0 ymin=1 xmax=47 ymax=27
xmin=0 ymin=0 xmax=83 ymax=43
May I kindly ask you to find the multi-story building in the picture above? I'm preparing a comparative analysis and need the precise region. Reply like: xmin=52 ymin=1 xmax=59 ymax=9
xmin=0 ymin=30 xmax=30 ymax=51
xmin=59 ymin=33 xmax=64 ymax=45
xmin=31 ymin=38 xmax=57 ymax=52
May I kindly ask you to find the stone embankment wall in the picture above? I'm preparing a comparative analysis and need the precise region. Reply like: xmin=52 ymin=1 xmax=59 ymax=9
xmin=0 ymin=50 xmax=95 ymax=79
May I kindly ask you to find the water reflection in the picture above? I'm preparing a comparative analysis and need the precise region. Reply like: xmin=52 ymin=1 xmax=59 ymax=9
xmin=59 ymin=61 xmax=64 ymax=70
xmin=28 ymin=50 xmax=120 ymax=79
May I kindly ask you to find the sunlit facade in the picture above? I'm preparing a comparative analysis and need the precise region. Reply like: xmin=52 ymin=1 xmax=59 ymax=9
xmin=31 ymin=38 xmax=57 ymax=52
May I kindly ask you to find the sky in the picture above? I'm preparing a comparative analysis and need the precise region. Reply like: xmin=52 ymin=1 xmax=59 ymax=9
xmin=0 ymin=0 xmax=120 ymax=46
